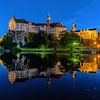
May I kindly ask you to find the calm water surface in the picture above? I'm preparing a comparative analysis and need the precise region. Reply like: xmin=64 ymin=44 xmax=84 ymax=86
xmin=0 ymin=53 xmax=100 ymax=100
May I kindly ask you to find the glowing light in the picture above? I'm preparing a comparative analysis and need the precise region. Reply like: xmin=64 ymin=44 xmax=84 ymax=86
xmin=94 ymin=42 xmax=97 ymax=45
xmin=73 ymin=42 xmax=77 ymax=45
xmin=94 ymin=57 xmax=97 ymax=61
xmin=97 ymin=44 xmax=100 ymax=48
xmin=69 ymin=58 xmax=80 ymax=63
xmin=97 ymin=54 xmax=100 ymax=58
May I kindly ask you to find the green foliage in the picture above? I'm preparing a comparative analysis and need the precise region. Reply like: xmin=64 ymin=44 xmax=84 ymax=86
xmin=48 ymin=34 xmax=58 ymax=48
xmin=24 ymin=31 xmax=57 ymax=48
xmin=59 ymin=32 xmax=81 ymax=47
xmin=0 ymin=31 xmax=82 ymax=50
xmin=0 ymin=35 xmax=17 ymax=49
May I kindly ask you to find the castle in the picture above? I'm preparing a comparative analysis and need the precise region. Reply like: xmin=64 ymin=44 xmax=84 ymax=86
xmin=9 ymin=13 xmax=66 ymax=39
xmin=72 ymin=23 xmax=98 ymax=41
xmin=8 ymin=14 xmax=99 ymax=47
xmin=71 ymin=23 xmax=98 ymax=47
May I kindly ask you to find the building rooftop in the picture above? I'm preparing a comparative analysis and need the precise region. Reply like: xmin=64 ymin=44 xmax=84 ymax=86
xmin=15 ymin=18 xmax=29 ymax=24
xmin=75 ymin=28 xmax=97 ymax=32
xmin=14 ymin=17 xmax=65 ymax=27
xmin=50 ymin=23 xmax=65 ymax=27
xmin=33 ymin=22 xmax=66 ymax=27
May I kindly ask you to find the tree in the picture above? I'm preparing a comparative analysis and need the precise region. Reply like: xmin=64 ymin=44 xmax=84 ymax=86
xmin=24 ymin=31 xmax=58 ymax=48
xmin=36 ymin=31 xmax=48 ymax=48
xmin=24 ymin=32 xmax=38 ymax=48
xmin=59 ymin=32 xmax=81 ymax=48
xmin=0 ymin=35 xmax=17 ymax=49
xmin=48 ymin=34 xmax=58 ymax=48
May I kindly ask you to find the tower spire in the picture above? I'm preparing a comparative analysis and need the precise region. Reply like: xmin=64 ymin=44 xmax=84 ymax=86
xmin=72 ymin=22 xmax=76 ymax=31
xmin=46 ymin=12 xmax=51 ymax=24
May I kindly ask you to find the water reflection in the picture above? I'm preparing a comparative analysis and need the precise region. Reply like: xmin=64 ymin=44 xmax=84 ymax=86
xmin=0 ymin=53 xmax=100 ymax=85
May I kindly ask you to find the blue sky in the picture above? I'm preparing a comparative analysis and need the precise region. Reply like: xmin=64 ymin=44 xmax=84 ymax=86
xmin=0 ymin=0 xmax=100 ymax=37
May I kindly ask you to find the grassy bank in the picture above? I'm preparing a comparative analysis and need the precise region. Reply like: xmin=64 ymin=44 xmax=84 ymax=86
xmin=0 ymin=45 xmax=97 ymax=54
xmin=18 ymin=47 xmax=92 ymax=54
xmin=19 ymin=48 xmax=55 ymax=52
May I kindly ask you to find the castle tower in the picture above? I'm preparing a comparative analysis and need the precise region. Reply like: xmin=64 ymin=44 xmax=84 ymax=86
xmin=46 ymin=12 xmax=51 ymax=24
xmin=9 ymin=16 xmax=16 ymax=31
xmin=72 ymin=22 xmax=76 ymax=31
xmin=9 ymin=71 xmax=16 ymax=84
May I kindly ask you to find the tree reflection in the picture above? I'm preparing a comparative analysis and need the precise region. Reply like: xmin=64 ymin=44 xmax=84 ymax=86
xmin=0 ymin=53 xmax=99 ymax=85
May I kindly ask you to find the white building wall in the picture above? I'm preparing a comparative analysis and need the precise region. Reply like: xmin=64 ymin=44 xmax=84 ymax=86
xmin=14 ymin=22 xmax=66 ymax=36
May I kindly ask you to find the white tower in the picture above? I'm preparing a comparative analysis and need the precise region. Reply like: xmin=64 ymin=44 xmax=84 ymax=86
xmin=46 ymin=12 xmax=51 ymax=24
xmin=72 ymin=22 xmax=76 ymax=31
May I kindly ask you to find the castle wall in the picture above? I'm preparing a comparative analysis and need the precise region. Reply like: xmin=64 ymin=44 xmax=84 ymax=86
xmin=75 ymin=30 xmax=98 ymax=41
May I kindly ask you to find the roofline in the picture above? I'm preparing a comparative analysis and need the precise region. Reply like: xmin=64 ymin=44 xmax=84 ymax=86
xmin=75 ymin=28 xmax=97 ymax=32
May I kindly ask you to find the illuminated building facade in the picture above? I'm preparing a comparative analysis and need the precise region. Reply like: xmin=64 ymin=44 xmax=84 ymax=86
xmin=8 ymin=14 xmax=66 ymax=38
xmin=72 ymin=23 xmax=98 ymax=41
xmin=8 ymin=15 xmax=99 ymax=46
xmin=98 ymin=33 xmax=100 ymax=39
xmin=78 ymin=54 xmax=99 ymax=73
xmin=72 ymin=23 xmax=98 ymax=47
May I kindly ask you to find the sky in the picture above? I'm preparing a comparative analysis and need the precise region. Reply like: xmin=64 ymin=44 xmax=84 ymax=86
xmin=0 ymin=0 xmax=100 ymax=37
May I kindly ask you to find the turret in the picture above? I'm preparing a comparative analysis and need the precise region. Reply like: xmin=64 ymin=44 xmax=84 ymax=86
xmin=12 ymin=16 xmax=15 ymax=19
xmin=72 ymin=22 xmax=76 ymax=31
xmin=9 ymin=71 xmax=16 ymax=84
xmin=46 ymin=12 xmax=51 ymax=24
xmin=9 ymin=16 xmax=16 ymax=31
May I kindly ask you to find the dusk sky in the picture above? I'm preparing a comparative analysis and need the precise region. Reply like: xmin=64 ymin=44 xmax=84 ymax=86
xmin=0 ymin=0 xmax=100 ymax=37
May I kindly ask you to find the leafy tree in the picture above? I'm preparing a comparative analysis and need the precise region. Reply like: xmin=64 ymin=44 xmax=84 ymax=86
xmin=0 ymin=35 xmax=17 ymax=49
xmin=48 ymin=34 xmax=58 ymax=48
xmin=24 ymin=32 xmax=38 ymax=48
xmin=59 ymin=32 xmax=81 ymax=48
xmin=24 ymin=31 xmax=58 ymax=48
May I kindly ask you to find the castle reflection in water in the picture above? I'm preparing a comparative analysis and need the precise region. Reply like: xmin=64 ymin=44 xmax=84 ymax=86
xmin=0 ymin=53 xmax=100 ymax=85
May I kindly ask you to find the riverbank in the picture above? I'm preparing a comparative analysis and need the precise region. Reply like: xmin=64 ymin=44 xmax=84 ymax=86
xmin=18 ymin=47 xmax=94 ymax=54
xmin=0 ymin=47 xmax=100 ymax=54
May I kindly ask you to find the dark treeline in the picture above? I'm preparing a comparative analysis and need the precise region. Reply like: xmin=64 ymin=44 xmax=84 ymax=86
xmin=0 ymin=35 xmax=17 ymax=49
xmin=24 ymin=31 xmax=58 ymax=48
xmin=0 ymin=31 xmax=81 ymax=49
xmin=0 ymin=53 xmax=81 ymax=70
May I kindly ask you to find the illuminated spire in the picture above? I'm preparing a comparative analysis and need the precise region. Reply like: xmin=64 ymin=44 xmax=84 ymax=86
xmin=11 ymin=16 xmax=15 ymax=20
xmin=72 ymin=22 xmax=76 ymax=31
xmin=46 ymin=12 xmax=51 ymax=24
